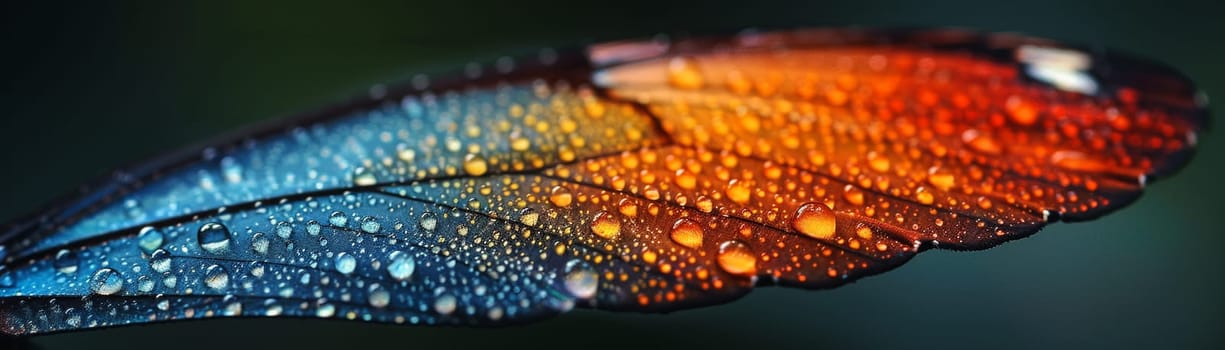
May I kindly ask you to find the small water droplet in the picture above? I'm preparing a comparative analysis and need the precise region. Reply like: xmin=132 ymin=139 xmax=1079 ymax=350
xmin=360 ymin=216 xmax=381 ymax=233
xmin=518 ymin=209 xmax=539 ymax=227
xmin=316 ymin=303 xmax=336 ymax=318
xmin=204 ymin=264 xmax=230 ymax=290
xmin=136 ymin=226 xmax=164 ymax=253
xmin=329 ymin=211 xmax=349 ymax=227
xmin=716 ymin=240 xmax=757 ymax=277
xmin=251 ymin=232 xmax=270 ymax=255
xmin=793 ymin=202 xmax=837 ymax=240
xmin=669 ymin=218 xmax=704 ymax=249
xmin=54 ymin=249 xmax=79 ymax=274
xmin=137 ymin=275 xmax=155 ymax=293
xmin=549 ymin=186 xmax=573 ymax=207
xmin=197 ymin=222 xmax=232 ymax=253
xmin=89 ymin=268 xmax=124 ymax=295
xmin=563 ymin=259 xmax=598 ymax=299
xmin=387 ymin=251 xmax=415 ymax=281
xmin=726 ymin=179 xmax=752 ymax=204
xmin=335 ymin=252 xmax=356 ymax=275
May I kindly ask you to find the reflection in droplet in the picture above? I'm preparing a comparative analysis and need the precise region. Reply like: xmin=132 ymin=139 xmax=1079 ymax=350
xmin=89 ymin=268 xmax=124 ymax=295
xmin=387 ymin=251 xmax=415 ymax=281
xmin=197 ymin=222 xmax=232 ymax=253
xmin=335 ymin=252 xmax=357 ymax=275
xmin=136 ymin=226 xmax=164 ymax=253
xmin=716 ymin=240 xmax=757 ymax=277
xmin=204 ymin=264 xmax=230 ymax=290
xmin=563 ymin=259 xmax=599 ymax=299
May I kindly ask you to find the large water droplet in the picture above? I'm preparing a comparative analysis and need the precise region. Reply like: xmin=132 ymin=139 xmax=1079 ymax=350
xmin=463 ymin=154 xmax=489 ymax=176
xmin=136 ymin=226 xmax=164 ymax=253
xmin=150 ymin=249 xmax=172 ymax=273
xmin=793 ymin=202 xmax=837 ymax=240
xmin=716 ymin=240 xmax=757 ymax=277
xmin=387 ymin=251 xmax=415 ymax=281
xmin=335 ymin=252 xmax=356 ymax=275
xmin=275 ymin=222 xmax=293 ymax=239
xmin=368 ymin=284 xmax=391 ymax=308
xmin=329 ymin=211 xmax=349 ymax=227
xmin=316 ymin=303 xmax=336 ymax=318
xmin=360 ymin=216 xmax=381 ymax=233
xmin=251 ymin=232 xmax=270 ymax=255
xmin=204 ymin=264 xmax=230 ymax=290
xmin=589 ymin=211 xmax=621 ymax=240
xmin=54 ymin=249 xmax=79 ymax=274
xmin=549 ymin=186 xmax=573 ymax=207
xmin=306 ymin=220 xmax=322 ymax=236
xmin=89 ymin=268 xmax=124 ymax=295
xmin=667 ymin=56 xmax=704 ymax=89
xmin=197 ymin=222 xmax=232 ymax=253
xmin=433 ymin=293 xmax=457 ymax=315
xmin=353 ymin=166 xmax=378 ymax=186
xmin=563 ymin=259 xmax=598 ymax=299
xmin=669 ymin=218 xmax=704 ymax=249
xmin=419 ymin=212 xmax=437 ymax=232
xmin=518 ymin=208 xmax=539 ymax=227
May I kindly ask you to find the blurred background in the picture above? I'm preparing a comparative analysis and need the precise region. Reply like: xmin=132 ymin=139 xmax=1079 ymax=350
xmin=2 ymin=0 xmax=1222 ymax=349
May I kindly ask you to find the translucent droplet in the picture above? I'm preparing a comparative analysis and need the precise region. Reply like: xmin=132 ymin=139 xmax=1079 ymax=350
xmin=316 ymin=303 xmax=336 ymax=318
xmin=716 ymin=240 xmax=757 ymax=277
xmin=549 ymin=186 xmax=573 ymax=207
xmin=793 ymin=202 xmax=837 ymax=240
xmin=463 ymin=154 xmax=489 ymax=176
xmin=360 ymin=216 xmax=381 ymax=233
xmin=54 ymin=249 xmax=79 ymax=274
xmin=89 ymin=268 xmax=124 ymax=295
xmin=137 ymin=275 xmax=155 ymax=293
xmin=335 ymin=252 xmax=356 ymax=275
xmin=433 ymin=294 xmax=457 ymax=315
xmin=419 ymin=212 xmax=437 ymax=232
xmin=387 ymin=251 xmax=415 ymax=281
xmin=275 ymin=222 xmax=293 ymax=239
xmin=589 ymin=211 xmax=621 ymax=240
xmin=563 ymin=259 xmax=598 ymax=299
xmin=726 ymin=179 xmax=752 ymax=204
xmin=368 ymin=284 xmax=391 ymax=308
xmin=668 ymin=56 xmax=704 ymax=89
xmin=150 ymin=249 xmax=172 ymax=273
xmin=353 ymin=166 xmax=378 ymax=186
xmin=251 ymin=232 xmax=270 ymax=255
xmin=197 ymin=222 xmax=232 ymax=253
xmin=669 ymin=218 xmax=704 ymax=249
xmin=204 ymin=264 xmax=230 ymax=290
xmin=136 ymin=226 xmax=164 ymax=253
xmin=306 ymin=220 xmax=322 ymax=236
xmin=518 ymin=209 xmax=540 ymax=227
xmin=329 ymin=211 xmax=349 ymax=227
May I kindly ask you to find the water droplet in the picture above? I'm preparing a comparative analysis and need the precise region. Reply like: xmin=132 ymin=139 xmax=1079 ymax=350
xmin=136 ymin=226 xmax=164 ymax=253
xmin=549 ymin=186 xmax=573 ymax=207
xmin=667 ymin=57 xmax=704 ymax=89
xmin=89 ymin=268 xmax=124 ymax=295
xmin=150 ymin=249 xmax=172 ymax=273
xmin=387 ymin=251 xmax=415 ymax=281
xmin=433 ymin=294 xmax=457 ymax=315
xmin=360 ymin=216 xmax=382 ymax=233
xmin=726 ymin=179 xmax=752 ymax=204
xmin=353 ymin=166 xmax=378 ymax=186
xmin=915 ymin=188 xmax=935 ymax=205
xmin=669 ymin=218 xmax=704 ymax=249
xmin=197 ymin=222 xmax=232 ymax=253
xmin=54 ymin=249 xmax=79 ymax=274
xmin=419 ymin=212 xmax=438 ymax=232
xmin=793 ymin=202 xmax=837 ymax=240
xmin=463 ymin=154 xmax=489 ymax=176
xmin=275 ymin=222 xmax=293 ymax=239
xmin=137 ymin=276 xmax=155 ymax=292
xmin=316 ymin=303 xmax=336 ymax=318
xmin=204 ymin=264 xmax=230 ymax=290
xmin=368 ymin=284 xmax=391 ymax=308
xmin=329 ymin=211 xmax=349 ymax=227
xmin=335 ymin=252 xmax=356 ymax=275
xmin=589 ymin=211 xmax=621 ymax=240
xmin=926 ymin=167 xmax=956 ymax=191
xmin=251 ymin=232 xmax=270 ymax=255
xmin=563 ymin=259 xmax=598 ymax=299
xmin=306 ymin=220 xmax=322 ymax=236
xmin=716 ymin=240 xmax=757 ymax=277
xmin=518 ymin=209 xmax=540 ymax=227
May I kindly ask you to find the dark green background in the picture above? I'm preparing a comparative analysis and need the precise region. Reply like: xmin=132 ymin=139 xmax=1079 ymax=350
xmin=2 ymin=1 xmax=1222 ymax=349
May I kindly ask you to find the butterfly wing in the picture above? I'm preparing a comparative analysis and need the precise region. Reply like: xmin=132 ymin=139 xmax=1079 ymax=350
xmin=0 ymin=28 xmax=1206 ymax=335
